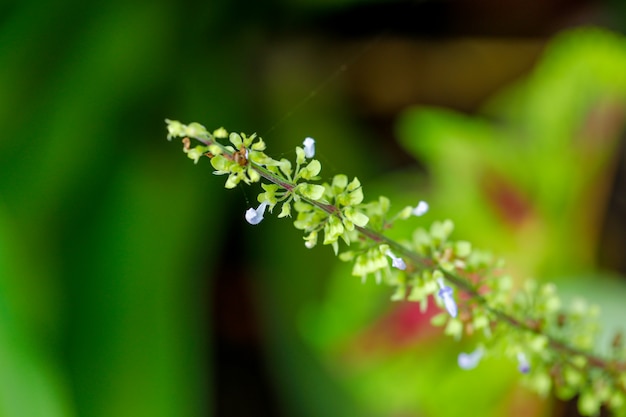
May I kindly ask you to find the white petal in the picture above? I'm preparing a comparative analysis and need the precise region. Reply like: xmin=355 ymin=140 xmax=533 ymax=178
xmin=385 ymin=250 xmax=406 ymax=270
xmin=245 ymin=202 xmax=268 ymax=225
xmin=517 ymin=352 xmax=530 ymax=373
xmin=437 ymin=278 xmax=457 ymax=317
xmin=458 ymin=348 xmax=484 ymax=370
xmin=443 ymin=296 xmax=458 ymax=318
xmin=412 ymin=200 xmax=429 ymax=216
xmin=392 ymin=257 xmax=406 ymax=270
xmin=303 ymin=137 xmax=315 ymax=158
xmin=245 ymin=208 xmax=261 ymax=225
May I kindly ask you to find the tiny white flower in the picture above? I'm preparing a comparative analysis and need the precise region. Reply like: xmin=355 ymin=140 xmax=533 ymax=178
xmin=385 ymin=250 xmax=406 ymax=270
xmin=245 ymin=202 xmax=268 ymax=225
xmin=412 ymin=200 xmax=429 ymax=216
xmin=458 ymin=348 xmax=484 ymax=370
xmin=303 ymin=137 xmax=315 ymax=158
xmin=437 ymin=278 xmax=457 ymax=318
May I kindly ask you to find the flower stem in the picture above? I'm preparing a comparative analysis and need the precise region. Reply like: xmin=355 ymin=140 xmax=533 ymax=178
xmin=246 ymin=154 xmax=626 ymax=379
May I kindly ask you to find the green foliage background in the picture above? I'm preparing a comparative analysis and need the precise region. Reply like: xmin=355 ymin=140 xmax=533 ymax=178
xmin=1 ymin=1 xmax=625 ymax=416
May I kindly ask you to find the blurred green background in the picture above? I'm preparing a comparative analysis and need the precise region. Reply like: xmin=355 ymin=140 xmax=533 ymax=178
xmin=1 ymin=1 xmax=626 ymax=416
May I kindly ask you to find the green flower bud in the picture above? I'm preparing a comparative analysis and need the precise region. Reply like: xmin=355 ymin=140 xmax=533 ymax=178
xmin=342 ymin=218 xmax=354 ymax=232
xmin=391 ymin=285 xmax=406 ymax=301
xmin=455 ymin=241 xmax=472 ymax=257
xmin=295 ymin=146 xmax=306 ymax=164
xmin=186 ymin=122 xmax=209 ymax=139
xmin=293 ymin=200 xmax=313 ymax=213
xmin=251 ymin=138 xmax=266 ymax=151
xmin=229 ymin=132 xmax=243 ymax=148
xmin=430 ymin=219 xmax=455 ymax=242
xmin=249 ymin=150 xmax=273 ymax=166
xmin=346 ymin=177 xmax=361 ymax=192
xmin=225 ymin=173 xmax=239 ymax=189
xmin=608 ymin=391 xmax=625 ymax=412
xmin=278 ymin=202 xmax=291 ymax=218
xmin=186 ymin=146 xmax=205 ymax=164
xmin=331 ymin=174 xmax=348 ymax=192
xmin=165 ymin=119 xmax=186 ymax=140
xmin=444 ymin=318 xmax=463 ymax=340
xmin=210 ymin=154 xmax=231 ymax=172
xmin=352 ymin=250 xmax=387 ymax=283
xmin=278 ymin=159 xmax=292 ymax=177
xmin=397 ymin=206 xmax=414 ymax=220
xmin=339 ymin=251 xmax=355 ymax=261
xmin=293 ymin=218 xmax=312 ymax=230
xmin=300 ymin=160 xmax=321 ymax=180
xmin=298 ymin=183 xmax=325 ymax=201
xmin=343 ymin=207 xmax=369 ymax=227
xmin=247 ymin=166 xmax=261 ymax=182
xmin=578 ymin=389 xmax=601 ymax=416
xmin=323 ymin=216 xmax=344 ymax=244
xmin=259 ymin=183 xmax=279 ymax=205
xmin=430 ymin=313 xmax=448 ymax=326
xmin=213 ymin=127 xmax=228 ymax=138
xmin=473 ymin=315 xmax=490 ymax=330
xmin=208 ymin=144 xmax=223 ymax=155
xmin=347 ymin=187 xmax=364 ymax=205
xmin=379 ymin=196 xmax=390 ymax=213
xmin=304 ymin=230 xmax=318 ymax=248
xmin=409 ymin=284 xmax=429 ymax=305
xmin=564 ymin=365 xmax=584 ymax=388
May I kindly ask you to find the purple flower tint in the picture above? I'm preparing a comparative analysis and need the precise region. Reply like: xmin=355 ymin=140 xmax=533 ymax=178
xmin=385 ymin=250 xmax=407 ymax=270
xmin=458 ymin=348 xmax=484 ymax=370
xmin=437 ymin=278 xmax=457 ymax=318
xmin=245 ymin=201 xmax=268 ymax=225
xmin=517 ymin=352 xmax=530 ymax=374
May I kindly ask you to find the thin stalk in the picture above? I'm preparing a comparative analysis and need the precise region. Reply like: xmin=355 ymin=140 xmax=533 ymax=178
xmin=243 ymin=153 xmax=626 ymax=379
